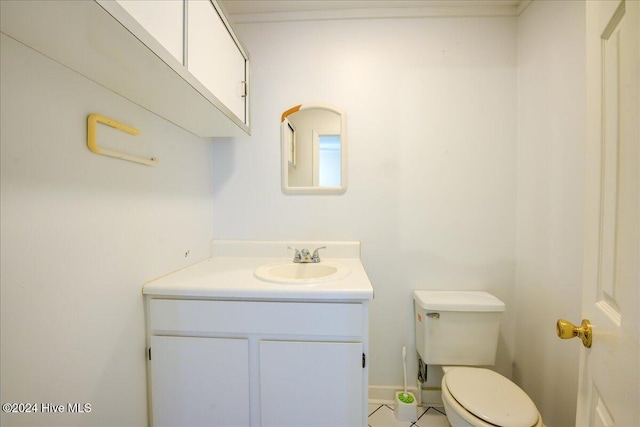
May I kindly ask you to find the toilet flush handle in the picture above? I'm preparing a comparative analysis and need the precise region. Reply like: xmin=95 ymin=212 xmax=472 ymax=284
xmin=556 ymin=318 xmax=592 ymax=348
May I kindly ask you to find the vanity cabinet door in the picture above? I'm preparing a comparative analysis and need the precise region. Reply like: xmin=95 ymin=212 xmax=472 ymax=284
xmin=187 ymin=0 xmax=247 ymax=123
xmin=259 ymin=340 xmax=364 ymax=427
xmin=115 ymin=0 xmax=184 ymax=64
xmin=149 ymin=335 xmax=250 ymax=427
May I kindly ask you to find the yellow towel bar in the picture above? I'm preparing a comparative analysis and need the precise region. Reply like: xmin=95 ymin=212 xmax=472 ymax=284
xmin=87 ymin=114 xmax=158 ymax=166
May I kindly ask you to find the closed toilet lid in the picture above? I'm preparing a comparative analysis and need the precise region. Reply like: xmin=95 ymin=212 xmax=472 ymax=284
xmin=445 ymin=367 xmax=539 ymax=427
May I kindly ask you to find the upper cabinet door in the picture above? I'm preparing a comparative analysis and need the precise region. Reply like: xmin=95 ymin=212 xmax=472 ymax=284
xmin=116 ymin=0 xmax=184 ymax=64
xmin=187 ymin=0 xmax=247 ymax=124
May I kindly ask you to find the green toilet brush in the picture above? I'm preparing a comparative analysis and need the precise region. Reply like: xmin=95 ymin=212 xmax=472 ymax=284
xmin=394 ymin=346 xmax=418 ymax=421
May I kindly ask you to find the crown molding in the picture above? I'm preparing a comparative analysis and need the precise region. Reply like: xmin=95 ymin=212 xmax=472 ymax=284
xmin=228 ymin=4 xmax=522 ymax=24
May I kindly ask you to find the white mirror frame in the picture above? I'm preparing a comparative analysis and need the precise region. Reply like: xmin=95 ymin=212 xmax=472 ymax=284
xmin=280 ymin=103 xmax=347 ymax=194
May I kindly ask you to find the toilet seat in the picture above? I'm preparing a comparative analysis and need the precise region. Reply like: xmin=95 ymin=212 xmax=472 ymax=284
xmin=443 ymin=367 xmax=540 ymax=427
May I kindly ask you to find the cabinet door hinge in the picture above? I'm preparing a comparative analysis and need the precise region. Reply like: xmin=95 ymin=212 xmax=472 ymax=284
xmin=362 ymin=353 xmax=366 ymax=368
xmin=148 ymin=347 xmax=151 ymax=361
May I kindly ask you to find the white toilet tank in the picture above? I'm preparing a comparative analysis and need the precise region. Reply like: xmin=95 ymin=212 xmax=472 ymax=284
xmin=413 ymin=291 xmax=505 ymax=366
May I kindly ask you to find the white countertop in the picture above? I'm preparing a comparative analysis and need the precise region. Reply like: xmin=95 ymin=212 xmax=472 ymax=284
xmin=143 ymin=241 xmax=374 ymax=301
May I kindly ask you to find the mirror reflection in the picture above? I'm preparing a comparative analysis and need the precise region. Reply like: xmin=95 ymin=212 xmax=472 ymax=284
xmin=281 ymin=103 xmax=346 ymax=194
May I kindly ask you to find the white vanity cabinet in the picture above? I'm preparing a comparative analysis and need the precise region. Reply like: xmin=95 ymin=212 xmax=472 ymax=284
xmin=259 ymin=340 xmax=364 ymax=427
xmin=150 ymin=335 xmax=250 ymax=426
xmin=0 ymin=0 xmax=249 ymax=137
xmin=145 ymin=297 xmax=369 ymax=427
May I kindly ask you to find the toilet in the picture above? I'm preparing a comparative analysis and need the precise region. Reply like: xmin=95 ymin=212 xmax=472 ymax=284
xmin=413 ymin=291 xmax=543 ymax=427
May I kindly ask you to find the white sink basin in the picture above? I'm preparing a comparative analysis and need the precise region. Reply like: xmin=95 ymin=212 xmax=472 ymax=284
xmin=254 ymin=262 xmax=349 ymax=285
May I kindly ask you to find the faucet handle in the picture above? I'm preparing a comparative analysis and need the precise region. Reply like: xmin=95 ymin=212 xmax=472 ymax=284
xmin=287 ymin=246 xmax=302 ymax=262
xmin=311 ymin=246 xmax=326 ymax=263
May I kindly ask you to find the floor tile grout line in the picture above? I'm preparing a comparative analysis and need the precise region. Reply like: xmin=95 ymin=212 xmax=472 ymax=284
xmin=368 ymin=404 xmax=447 ymax=414
xmin=427 ymin=406 xmax=446 ymax=416
xmin=368 ymin=404 xmax=385 ymax=417
xmin=368 ymin=403 xmax=447 ymax=427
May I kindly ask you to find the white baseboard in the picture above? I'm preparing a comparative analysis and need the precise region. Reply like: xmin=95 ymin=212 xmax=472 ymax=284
xmin=368 ymin=385 xmax=443 ymax=407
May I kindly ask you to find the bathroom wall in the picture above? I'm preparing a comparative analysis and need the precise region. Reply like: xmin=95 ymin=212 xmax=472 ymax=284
xmin=211 ymin=16 xmax=518 ymax=396
xmin=0 ymin=34 xmax=213 ymax=426
xmin=515 ymin=1 xmax=586 ymax=426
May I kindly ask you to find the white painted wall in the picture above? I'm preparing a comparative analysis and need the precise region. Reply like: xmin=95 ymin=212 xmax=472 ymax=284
xmin=0 ymin=34 xmax=213 ymax=426
xmin=212 ymin=16 xmax=518 ymax=396
xmin=515 ymin=1 xmax=586 ymax=426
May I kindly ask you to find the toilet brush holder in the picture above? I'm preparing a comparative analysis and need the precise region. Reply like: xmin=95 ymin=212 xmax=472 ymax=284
xmin=394 ymin=391 xmax=417 ymax=422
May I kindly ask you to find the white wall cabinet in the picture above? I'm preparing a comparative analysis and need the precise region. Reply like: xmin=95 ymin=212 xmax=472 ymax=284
xmin=116 ymin=0 xmax=185 ymax=64
xmin=187 ymin=0 xmax=247 ymax=122
xmin=0 ymin=0 xmax=249 ymax=137
xmin=145 ymin=298 xmax=369 ymax=427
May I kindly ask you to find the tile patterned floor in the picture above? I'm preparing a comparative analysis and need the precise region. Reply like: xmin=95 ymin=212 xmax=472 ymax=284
xmin=368 ymin=404 xmax=449 ymax=427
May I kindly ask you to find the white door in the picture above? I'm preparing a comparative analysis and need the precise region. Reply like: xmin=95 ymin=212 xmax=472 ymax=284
xmin=259 ymin=340 xmax=364 ymax=427
xmin=149 ymin=335 xmax=250 ymax=427
xmin=575 ymin=1 xmax=639 ymax=425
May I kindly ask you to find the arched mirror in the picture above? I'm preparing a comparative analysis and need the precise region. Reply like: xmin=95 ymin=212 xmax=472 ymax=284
xmin=281 ymin=103 xmax=346 ymax=194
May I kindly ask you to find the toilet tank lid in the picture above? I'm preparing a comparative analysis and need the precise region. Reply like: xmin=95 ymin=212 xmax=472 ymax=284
xmin=413 ymin=291 xmax=505 ymax=312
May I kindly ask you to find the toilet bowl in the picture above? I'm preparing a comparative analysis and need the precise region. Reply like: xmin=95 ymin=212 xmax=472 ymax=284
xmin=441 ymin=367 xmax=543 ymax=427
xmin=413 ymin=291 xmax=544 ymax=427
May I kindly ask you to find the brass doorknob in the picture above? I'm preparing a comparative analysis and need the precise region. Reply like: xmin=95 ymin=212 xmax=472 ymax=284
xmin=556 ymin=319 xmax=592 ymax=348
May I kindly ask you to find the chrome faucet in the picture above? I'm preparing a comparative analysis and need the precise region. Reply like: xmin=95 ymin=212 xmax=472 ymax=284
xmin=287 ymin=246 xmax=326 ymax=263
